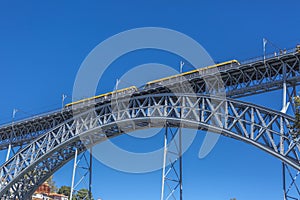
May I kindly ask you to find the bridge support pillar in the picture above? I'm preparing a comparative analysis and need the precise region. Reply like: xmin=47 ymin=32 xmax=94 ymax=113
xmin=161 ymin=123 xmax=183 ymax=200
xmin=281 ymin=63 xmax=300 ymax=199
xmin=282 ymin=162 xmax=300 ymax=199
xmin=70 ymin=147 xmax=93 ymax=200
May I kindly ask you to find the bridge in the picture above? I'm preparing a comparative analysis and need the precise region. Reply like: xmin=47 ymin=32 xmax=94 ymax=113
xmin=0 ymin=48 xmax=300 ymax=199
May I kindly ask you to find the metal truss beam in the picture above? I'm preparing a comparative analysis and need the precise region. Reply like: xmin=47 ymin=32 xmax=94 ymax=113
xmin=281 ymin=75 xmax=299 ymax=200
xmin=70 ymin=148 xmax=93 ymax=200
xmin=0 ymin=111 xmax=72 ymax=150
xmin=283 ymin=162 xmax=300 ymax=200
xmin=146 ymin=51 xmax=300 ymax=98
xmin=0 ymin=52 xmax=299 ymax=151
xmin=0 ymin=94 xmax=298 ymax=199
xmin=161 ymin=125 xmax=182 ymax=200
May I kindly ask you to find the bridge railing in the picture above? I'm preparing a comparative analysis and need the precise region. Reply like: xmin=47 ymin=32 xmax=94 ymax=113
xmin=240 ymin=47 xmax=297 ymax=65
xmin=0 ymin=107 xmax=63 ymax=127
xmin=1 ymin=47 xmax=299 ymax=129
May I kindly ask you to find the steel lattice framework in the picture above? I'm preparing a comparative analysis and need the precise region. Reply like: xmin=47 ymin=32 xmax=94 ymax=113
xmin=0 ymin=111 xmax=72 ymax=150
xmin=0 ymin=51 xmax=299 ymax=151
xmin=0 ymin=94 xmax=299 ymax=199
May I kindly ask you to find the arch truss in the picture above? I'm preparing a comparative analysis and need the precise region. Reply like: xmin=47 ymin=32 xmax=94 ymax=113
xmin=0 ymin=94 xmax=299 ymax=199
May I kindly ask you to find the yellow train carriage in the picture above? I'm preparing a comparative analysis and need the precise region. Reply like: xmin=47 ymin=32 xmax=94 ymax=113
xmin=146 ymin=60 xmax=240 ymax=86
xmin=65 ymin=86 xmax=138 ymax=107
xmin=296 ymin=45 xmax=300 ymax=53
xmin=65 ymin=60 xmax=240 ymax=107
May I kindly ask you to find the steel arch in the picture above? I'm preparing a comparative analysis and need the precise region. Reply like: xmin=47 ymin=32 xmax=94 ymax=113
xmin=0 ymin=94 xmax=299 ymax=199
xmin=0 ymin=51 xmax=299 ymax=151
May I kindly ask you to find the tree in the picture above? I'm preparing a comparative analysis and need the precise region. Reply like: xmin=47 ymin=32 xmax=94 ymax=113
xmin=58 ymin=185 xmax=71 ymax=197
xmin=292 ymin=96 xmax=300 ymax=138
xmin=58 ymin=186 xmax=94 ymax=200
xmin=74 ymin=188 xmax=93 ymax=200
xmin=46 ymin=175 xmax=57 ymax=193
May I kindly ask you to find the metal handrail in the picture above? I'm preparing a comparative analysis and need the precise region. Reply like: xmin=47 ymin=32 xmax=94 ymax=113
xmin=1 ymin=47 xmax=299 ymax=128
xmin=0 ymin=108 xmax=63 ymax=128
xmin=241 ymin=48 xmax=297 ymax=65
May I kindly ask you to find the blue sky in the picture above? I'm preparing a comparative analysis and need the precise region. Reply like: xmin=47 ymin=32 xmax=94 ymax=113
xmin=0 ymin=0 xmax=300 ymax=199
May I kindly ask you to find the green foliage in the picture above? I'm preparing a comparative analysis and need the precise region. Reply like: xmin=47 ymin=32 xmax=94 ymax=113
xmin=294 ymin=96 xmax=300 ymax=106
xmin=46 ymin=175 xmax=57 ymax=193
xmin=58 ymin=185 xmax=71 ymax=197
xmin=292 ymin=96 xmax=300 ymax=137
xmin=74 ymin=188 xmax=93 ymax=200
xmin=57 ymin=186 xmax=93 ymax=200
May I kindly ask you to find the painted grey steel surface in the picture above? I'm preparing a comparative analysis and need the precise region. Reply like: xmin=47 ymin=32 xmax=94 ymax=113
xmin=0 ymin=51 xmax=299 ymax=150
xmin=0 ymin=110 xmax=72 ymax=151
xmin=0 ymin=94 xmax=298 ymax=199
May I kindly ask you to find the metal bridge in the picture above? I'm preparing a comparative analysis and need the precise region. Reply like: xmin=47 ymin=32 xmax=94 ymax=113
xmin=0 ymin=49 xmax=300 ymax=199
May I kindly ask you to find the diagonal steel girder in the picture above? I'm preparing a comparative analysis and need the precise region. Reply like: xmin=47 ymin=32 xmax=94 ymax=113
xmin=0 ymin=52 xmax=299 ymax=150
xmin=0 ymin=94 xmax=299 ymax=199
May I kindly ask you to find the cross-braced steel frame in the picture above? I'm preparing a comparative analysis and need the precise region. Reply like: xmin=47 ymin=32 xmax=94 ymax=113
xmin=69 ymin=148 xmax=93 ymax=200
xmin=283 ymin=162 xmax=300 ymax=200
xmin=0 ymin=51 xmax=299 ymax=151
xmin=0 ymin=94 xmax=299 ymax=199
xmin=0 ymin=51 xmax=299 ymax=199
xmin=281 ymin=68 xmax=300 ymax=200
xmin=161 ymin=124 xmax=183 ymax=200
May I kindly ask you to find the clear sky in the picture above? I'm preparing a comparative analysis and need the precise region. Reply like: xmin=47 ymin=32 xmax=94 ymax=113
xmin=0 ymin=0 xmax=300 ymax=199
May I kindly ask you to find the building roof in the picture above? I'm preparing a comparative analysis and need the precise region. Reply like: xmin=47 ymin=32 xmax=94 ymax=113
xmin=49 ymin=193 xmax=68 ymax=197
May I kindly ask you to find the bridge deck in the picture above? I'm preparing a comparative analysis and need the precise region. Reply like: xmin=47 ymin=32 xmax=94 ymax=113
xmin=0 ymin=50 xmax=299 ymax=149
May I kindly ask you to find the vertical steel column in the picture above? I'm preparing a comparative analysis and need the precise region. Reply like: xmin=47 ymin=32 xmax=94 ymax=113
xmin=282 ymin=162 xmax=300 ymax=199
xmin=179 ymin=61 xmax=184 ymax=200
xmin=89 ymin=147 xmax=93 ymax=200
xmin=282 ymin=62 xmax=288 ymax=112
xmin=160 ymin=123 xmax=183 ymax=200
xmin=5 ymin=144 xmax=11 ymax=162
xmin=179 ymin=127 xmax=183 ymax=200
xmin=70 ymin=148 xmax=78 ymax=200
xmin=281 ymin=62 xmax=300 ymax=199
xmin=282 ymin=62 xmax=288 ymax=200
xmin=70 ymin=148 xmax=93 ymax=200
xmin=161 ymin=126 xmax=168 ymax=200
xmin=283 ymin=162 xmax=287 ymax=200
